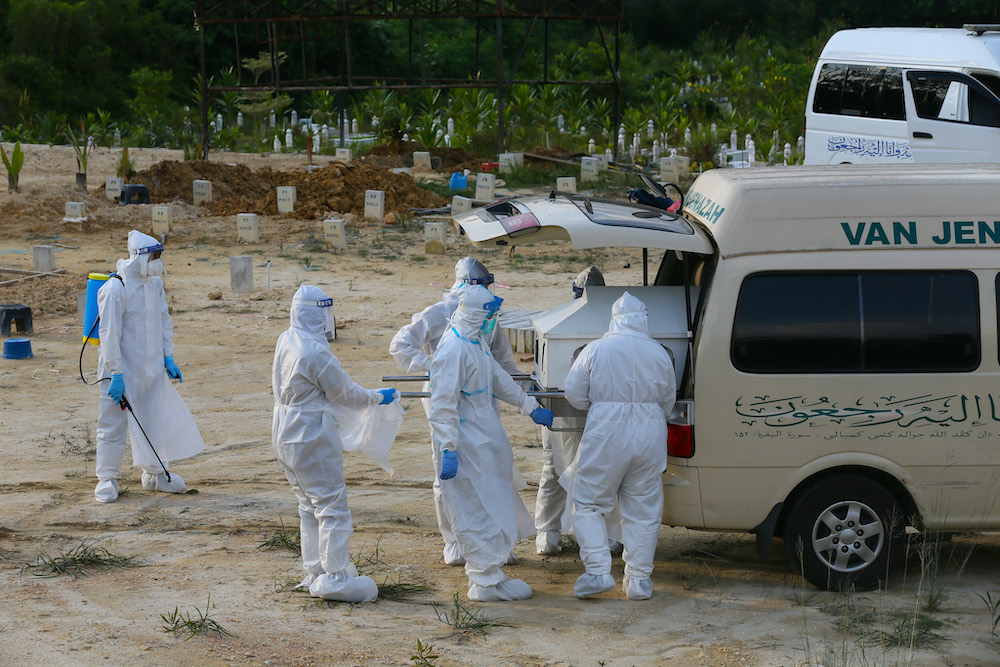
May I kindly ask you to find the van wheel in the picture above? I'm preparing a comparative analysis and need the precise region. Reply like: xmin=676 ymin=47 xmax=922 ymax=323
xmin=784 ymin=475 xmax=904 ymax=591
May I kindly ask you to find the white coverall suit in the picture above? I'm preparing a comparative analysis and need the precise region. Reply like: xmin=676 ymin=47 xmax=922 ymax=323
xmin=95 ymin=230 xmax=205 ymax=502
xmin=272 ymin=285 xmax=384 ymax=603
xmin=389 ymin=261 xmax=521 ymax=566
xmin=429 ymin=284 xmax=540 ymax=601
xmin=563 ymin=292 xmax=676 ymax=600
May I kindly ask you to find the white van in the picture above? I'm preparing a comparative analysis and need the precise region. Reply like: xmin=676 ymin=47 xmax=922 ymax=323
xmin=453 ymin=164 xmax=1000 ymax=590
xmin=804 ymin=25 xmax=1000 ymax=164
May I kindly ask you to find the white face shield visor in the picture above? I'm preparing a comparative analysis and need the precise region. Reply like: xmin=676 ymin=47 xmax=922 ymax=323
xmin=317 ymin=297 xmax=336 ymax=341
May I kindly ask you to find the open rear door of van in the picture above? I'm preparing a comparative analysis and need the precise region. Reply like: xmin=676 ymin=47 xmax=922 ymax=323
xmin=452 ymin=194 xmax=714 ymax=254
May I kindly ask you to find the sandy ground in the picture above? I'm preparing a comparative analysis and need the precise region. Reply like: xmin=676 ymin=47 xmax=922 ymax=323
xmin=1 ymin=145 xmax=1000 ymax=667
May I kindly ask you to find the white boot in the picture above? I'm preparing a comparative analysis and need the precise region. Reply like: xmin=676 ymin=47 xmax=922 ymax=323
xmin=94 ymin=479 xmax=119 ymax=503
xmin=141 ymin=471 xmax=187 ymax=494
xmin=443 ymin=541 xmax=465 ymax=566
xmin=468 ymin=577 xmax=532 ymax=602
xmin=309 ymin=570 xmax=378 ymax=603
xmin=623 ymin=576 xmax=653 ymax=601
xmin=573 ymin=573 xmax=615 ymax=598
xmin=536 ymin=530 xmax=562 ymax=555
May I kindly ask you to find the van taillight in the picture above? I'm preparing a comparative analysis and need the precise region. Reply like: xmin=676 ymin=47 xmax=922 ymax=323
xmin=667 ymin=400 xmax=695 ymax=458
xmin=667 ymin=424 xmax=694 ymax=458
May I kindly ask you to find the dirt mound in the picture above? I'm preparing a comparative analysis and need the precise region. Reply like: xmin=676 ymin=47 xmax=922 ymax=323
xmin=0 ymin=272 xmax=84 ymax=318
xmin=130 ymin=160 xmax=446 ymax=218
xmin=528 ymin=145 xmax=580 ymax=159
xmin=360 ymin=141 xmax=481 ymax=171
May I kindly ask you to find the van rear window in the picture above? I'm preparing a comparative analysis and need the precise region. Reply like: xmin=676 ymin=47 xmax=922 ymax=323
xmin=813 ymin=63 xmax=905 ymax=120
xmin=732 ymin=271 xmax=979 ymax=373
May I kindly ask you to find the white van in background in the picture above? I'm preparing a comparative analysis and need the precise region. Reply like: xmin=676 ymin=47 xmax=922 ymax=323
xmin=804 ymin=25 xmax=1000 ymax=164
xmin=454 ymin=164 xmax=1000 ymax=591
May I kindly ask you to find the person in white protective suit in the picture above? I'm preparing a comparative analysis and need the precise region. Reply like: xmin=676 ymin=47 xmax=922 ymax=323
xmin=390 ymin=257 xmax=524 ymax=567
xmin=562 ymin=292 xmax=676 ymax=600
xmin=429 ymin=284 xmax=554 ymax=601
xmin=94 ymin=230 xmax=205 ymax=503
xmin=535 ymin=266 xmax=606 ymax=554
xmin=272 ymin=285 xmax=399 ymax=603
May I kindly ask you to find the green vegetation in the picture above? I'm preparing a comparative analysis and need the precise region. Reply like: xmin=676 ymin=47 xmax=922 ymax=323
xmin=29 ymin=540 xmax=136 ymax=577
xmin=433 ymin=592 xmax=513 ymax=636
xmin=160 ymin=594 xmax=233 ymax=640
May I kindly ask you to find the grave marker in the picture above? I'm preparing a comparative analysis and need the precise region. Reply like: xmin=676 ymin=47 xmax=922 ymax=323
xmin=364 ymin=190 xmax=385 ymax=221
xmin=475 ymin=172 xmax=496 ymax=201
xmin=334 ymin=147 xmax=352 ymax=162
xmin=322 ymin=218 xmax=347 ymax=250
xmin=105 ymin=177 xmax=124 ymax=201
xmin=64 ymin=202 xmax=86 ymax=221
xmin=32 ymin=245 xmax=55 ymax=273
xmin=230 ymin=256 xmax=253 ymax=293
xmin=424 ymin=221 xmax=447 ymax=254
xmin=451 ymin=195 xmax=472 ymax=215
xmin=237 ymin=213 xmax=259 ymax=243
xmin=580 ymin=157 xmax=599 ymax=182
xmin=277 ymin=186 xmax=296 ymax=213
xmin=193 ymin=180 xmax=212 ymax=204
xmin=412 ymin=151 xmax=432 ymax=171
xmin=152 ymin=206 xmax=172 ymax=236
xmin=556 ymin=176 xmax=577 ymax=193
xmin=498 ymin=152 xmax=524 ymax=172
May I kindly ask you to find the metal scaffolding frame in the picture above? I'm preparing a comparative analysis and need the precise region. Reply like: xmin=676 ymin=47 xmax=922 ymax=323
xmin=194 ymin=1 xmax=623 ymax=157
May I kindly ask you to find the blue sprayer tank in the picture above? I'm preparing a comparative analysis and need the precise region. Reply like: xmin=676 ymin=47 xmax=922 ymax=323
xmin=83 ymin=273 xmax=110 ymax=345
xmin=449 ymin=172 xmax=467 ymax=190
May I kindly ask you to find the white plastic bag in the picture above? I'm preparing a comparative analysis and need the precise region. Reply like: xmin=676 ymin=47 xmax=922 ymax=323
xmin=334 ymin=394 xmax=404 ymax=476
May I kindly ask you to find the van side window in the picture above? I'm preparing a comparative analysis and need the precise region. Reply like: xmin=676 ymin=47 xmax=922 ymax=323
xmin=908 ymin=71 xmax=1000 ymax=128
xmin=732 ymin=271 xmax=979 ymax=374
xmin=813 ymin=63 xmax=905 ymax=120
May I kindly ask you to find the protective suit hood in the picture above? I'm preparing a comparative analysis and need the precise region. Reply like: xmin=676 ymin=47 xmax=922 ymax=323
xmin=609 ymin=291 xmax=649 ymax=335
xmin=290 ymin=285 xmax=334 ymax=339
xmin=451 ymin=256 xmax=493 ymax=290
xmin=450 ymin=284 xmax=501 ymax=339
xmin=116 ymin=230 xmax=163 ymax=280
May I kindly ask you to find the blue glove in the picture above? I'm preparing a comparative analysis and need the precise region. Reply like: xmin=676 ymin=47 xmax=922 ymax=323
xmin=164 ymin=355 xmax=182 ymax=382
xmin=108 ymin=374 xmax=125 ymax=403
xmin=530 ymin=407 xmax=554 ymax=428
xmin=440 ymin=449 xmax=458 ymax=480
xmin=378 ymin=388 xmax=396 ymax=405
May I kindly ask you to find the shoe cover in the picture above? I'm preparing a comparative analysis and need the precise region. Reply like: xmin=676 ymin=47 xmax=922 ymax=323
xmin=573 ymin=573 xmax=615 ymax=598
xmin=309 ymin=571 xmax=378 ymax=603
xmin=536 ymin=530 xmax=562 ymax=555
xmin=95 ymin=479 xmax=119 ymax=503
xmin=505 ymin=551 xmax=519 ymax=565
xmin=141 ymin=471 xmax=187 ymax=493
xmin=623 ymin=576 xmax=653 ymax=600
xmin=608 ymin=539 xmax=624 ymax=557
xmin=468 ymin=577 xmax=532 ymax=602
xmin=294 ymin=573 xmax=318 ymax=591
xmin=443 ymin=542 xmax=466 ymax=566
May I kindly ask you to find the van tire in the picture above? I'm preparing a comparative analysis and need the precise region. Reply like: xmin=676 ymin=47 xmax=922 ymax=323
xmin=784 ymin=474 xmax=904 ymax=591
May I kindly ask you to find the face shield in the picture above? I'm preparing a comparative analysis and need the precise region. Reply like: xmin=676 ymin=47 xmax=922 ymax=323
xmin=317 ymin=297 xmax=336 ymax=341
xmin=480 ymin=294 xmax=503 ymax=336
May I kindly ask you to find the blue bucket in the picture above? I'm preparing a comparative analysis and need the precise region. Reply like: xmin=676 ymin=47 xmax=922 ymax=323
xmin=2 ymin=337 xmax=32 ymax=359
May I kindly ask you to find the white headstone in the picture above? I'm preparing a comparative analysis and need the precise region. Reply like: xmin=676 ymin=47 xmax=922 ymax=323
xmin=581 ymin=157 xmax=600 ymax=182
xmin=556 ymin=176 xmax=577 ymax=193
xmin=334 ymin=147 xmax=352 ymax=162
xmin=273 ymin=136 xmax=282 ymax=153
xmin=413 ymin=151 xmax=433 ymax=171
xmin=237 ymin=112 xmax=243 ymax=127
xmin=285 ymin=128 xmax=293 ymax=148
xmin=215 ymin=114 xmax=223 ymax=132
xmin=237 ymin=213 xmax=259 ymax=243
xmin=451 ymin=195 xmax=473 ymax=215
xmin=322 ymin=218 xmax=346 ymax=250
xmin=64 ymin=202 xmax=86 ymax=221
xmin=230 ymin=256 xmax=253 ymax=293
xmin=595 ymin=154 xmax=611 ymax=170
xmin=351 ymin=118 xmax=358 ymax=134
xmin=291 ymin=110 xmax=298 ymax=126
xmin=475 ymin=172 xmax=496 ymax=201
xmin=498 ymin=152 xmax=523 ymax=172
xmin=277 ymin=186 xmax=296 ymax=213
xmin=32 ymin=245 xmax=55 ymax=273
xmin=113 ymin=128 xmax=121 ymax=147
xmin=424 ymin=221 xmax=447 ymax=254
xmin=588 ymin=138 xmax=596 ymax=155
xmin=447 ymin=117 xmax=455 ymax=135
xmin=659 ymin=156 xmax=680 ymax=182
xmin=269 ymin=110 xmax=276 ymax=128
xmin=152 ymin=206 xmax=172 ymax=236
xmin=364 ymin=190 xmax=385 ymax=221
xmin=193 ymin=180 xmax=212 ymax=204
xmin=105 ymin=177 xmax=124 ymax=201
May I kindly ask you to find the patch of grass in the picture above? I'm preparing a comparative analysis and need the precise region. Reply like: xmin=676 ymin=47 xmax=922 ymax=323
xmin=433 ymin=592 xmax=512 ymax=636
xmin=410 ymin=638 xmax=439 ymax=666
xmin=160 ymin=594 xmax=233 ymax=640
xmin=351 ymin=536 xmax=385 ymax=573
xmin=257 ymin=517 xmax=300 ymax=552
xmin=838 ymin=604 xmax=950 ymax=651
xmin=414 ymin=178 xmax=455 ymax=199
xmin=499 ymin=164 xmax=569 ymax=189
xmin=29 ymin=539 xmax=136 ymax=577
xmin=301 ymin=234 xmax=327 ymax=253
xmin=976 ymin=590 xmax=1000 ymax=637
xmin=378 ymin=573 xmax=430 ymax=601
xmin=411 ymin=255 xmax=427 ymax=262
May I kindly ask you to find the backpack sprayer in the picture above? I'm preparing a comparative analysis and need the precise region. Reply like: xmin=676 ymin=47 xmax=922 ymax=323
xmin=79 ymin=272 xmax=171 ymax=481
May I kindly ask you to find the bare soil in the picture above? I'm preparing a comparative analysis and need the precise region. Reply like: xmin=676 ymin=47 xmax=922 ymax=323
xmin=1 ymin=144 xmax=999 ymax=667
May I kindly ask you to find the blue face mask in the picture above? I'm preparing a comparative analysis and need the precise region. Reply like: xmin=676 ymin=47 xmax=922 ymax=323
xmin=481 ymin=311 xmax=498 ymax=336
